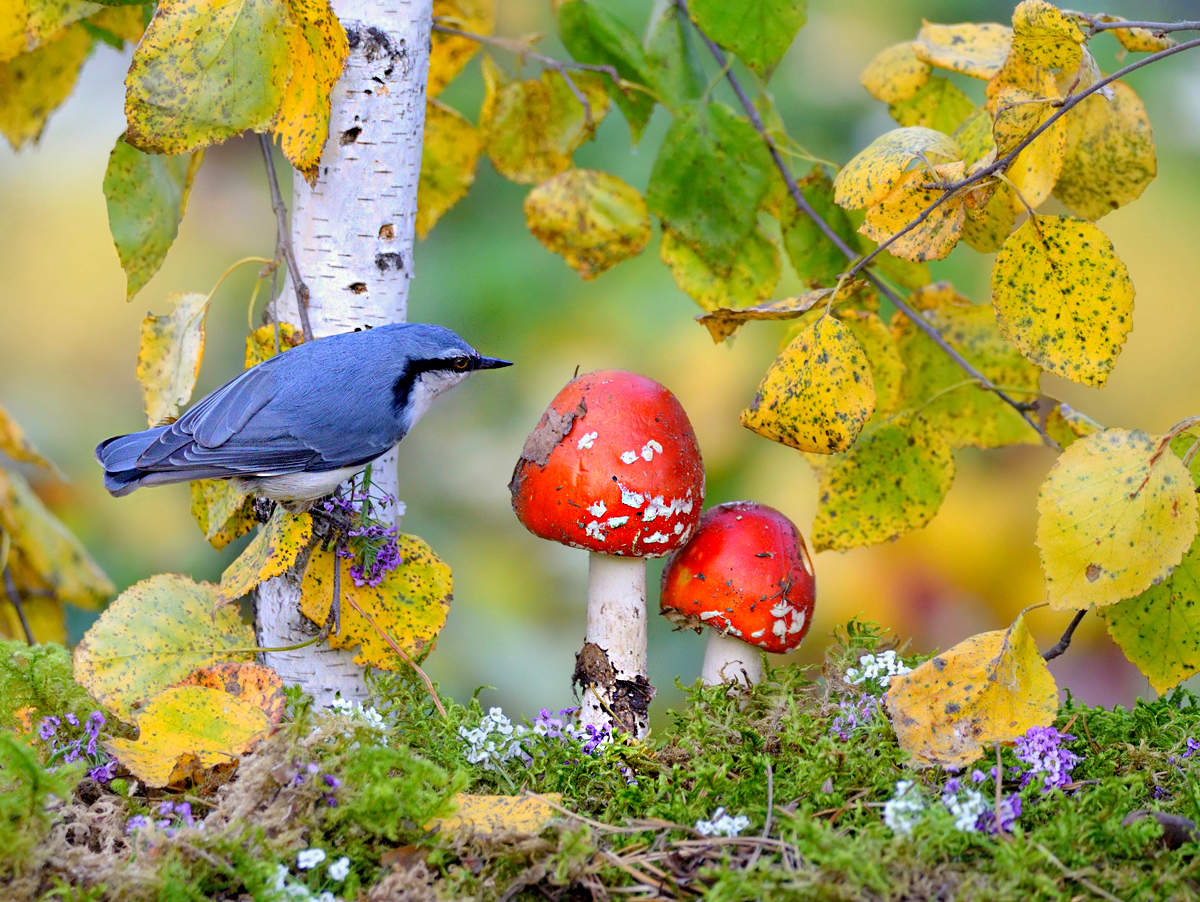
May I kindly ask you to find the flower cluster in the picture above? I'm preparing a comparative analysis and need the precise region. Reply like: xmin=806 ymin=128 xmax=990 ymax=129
xmin=459 ymin=707 xmax=532 ymax=769
xmin=845 ymin=650 xmax=911 ymax=691
xmin=695 ymin=807 xmax=751 ymax=837
xmin=321 ymin=487 xmax=402 ymax=588
xmin=288 ymin=761 xmax=343 ymax=806
xmin=325 ymin=696 xmax=386 ymax=731
xmin=270 ymin=848 xmax=350 ymax=901
xmin=38 ymin=710 xmax=117 ymax=782
xmin=1014 ymin=726 xmax=1081 ymax=792
xmin=830 ymin=694 xmax=880 ymax=740
xmin=883 ymin=780 xmax=926 ymax=836
xmin=127 ymin=800 xmax=202 ymax=837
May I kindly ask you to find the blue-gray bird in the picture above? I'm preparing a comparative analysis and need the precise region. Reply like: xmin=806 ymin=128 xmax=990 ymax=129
xmin=96 ymin=323 xmax=512 ymax=506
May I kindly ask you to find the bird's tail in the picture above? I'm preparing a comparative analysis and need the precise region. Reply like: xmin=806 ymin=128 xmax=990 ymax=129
xmin=95 ymin=428 xmax=167 ymax=497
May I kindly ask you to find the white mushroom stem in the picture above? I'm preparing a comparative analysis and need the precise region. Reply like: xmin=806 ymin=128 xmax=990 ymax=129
xmin=701 ymin=632 xmax=764 ymax=686
xmin=580 ymin=552 xmax=648 ymax=738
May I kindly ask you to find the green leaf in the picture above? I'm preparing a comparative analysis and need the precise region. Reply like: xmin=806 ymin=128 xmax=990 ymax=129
xmin=687 ymin=0 xmax=806 ymax=76
xmin=557 ymin=0 xmax=654 ymax=141
xmin=646 ymin=101 xmax=772 ymax=273
xmin=642 ymin=2 xmax=703 ymax=112
xmin=662 ymin=225 xmax=779 ymax=312
xmin=811 ymin=416 xmax=955 ymax=552
xmin=74 ymin=574 xmax=255 ymax=721
xmin=991 ymin=216 xmax=1134 ymax=387
xmin=889 ymin=77 xmax=974 ymax=134
xmin=741 ymin=315 xmax=875 ymax=454
xmin=891 ymin=288 xmax=1041 ymax=448
xmin=779 ymin=167 xmax=856 ymax=287
xmin=524 ymin=169 xmax=650 ymax=280
xmin=1037 ymin=429 xmax=1198 ymax=611
xmin=0 ymin=22 xmax=92 ymax=149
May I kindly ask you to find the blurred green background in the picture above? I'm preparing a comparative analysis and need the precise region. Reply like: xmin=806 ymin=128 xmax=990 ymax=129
xmin=2 ymin=0 xmax=1199 ymax=723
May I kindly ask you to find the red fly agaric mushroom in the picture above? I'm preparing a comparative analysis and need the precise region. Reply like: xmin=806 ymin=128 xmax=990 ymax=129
xmin=510 ymin=370 xmax=705 ymax=738
xmin=660 ymin=501 xmax=815 ymax=686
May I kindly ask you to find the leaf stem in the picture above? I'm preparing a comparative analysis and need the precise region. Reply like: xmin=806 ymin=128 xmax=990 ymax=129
xmin=677 ymin=0 xmax=1061 ymax=451
xmin=258 ymin=135 xmax=314 ymax=343
xmin=432 ymin=22 xmax=622 ymax=86
xmin=1042 ymin=609 xmax=1087 ymax=662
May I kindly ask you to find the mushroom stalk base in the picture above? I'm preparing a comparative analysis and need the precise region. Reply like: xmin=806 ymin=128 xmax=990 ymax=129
xmin=701 ymin=632 xmax=764 ymax=686
xmin=576 ymin=553 xmax=652 ymax=739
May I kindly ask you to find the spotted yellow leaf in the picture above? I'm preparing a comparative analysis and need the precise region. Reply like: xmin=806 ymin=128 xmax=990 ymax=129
xmin=912 ymin=21 xmax=1012 ymax=80
xmin=300 ymin=535 xmax=452 ymax=669
xmin=480 ymin=55 xmax=608 ymax=185
xmin=136 ymin=291 xmax=209 ymax=427
xmin=662 ymin=226 xmax=779 ymax=313
xmin=697 ymin=285 xmax=850 ymax=344
xmin=0 ymin=465 xmax=113 ymax=610
xmin=832 ymin=126 xmax=961 ymax=210
xmin=74 ymin=574 xmax=255 ymax=721
xmin=175 ymin=661 xmax=286 ymax=724
xmin=1010 ymin=0 xmax=1084 ymax=72
xmin=523 ymin=169 xmax=650 ymax=280
xmin=0 ymin=403 xmax=53 ymax=469
xmin=1089 ymin=15 xmax=1176 ymax=53
xmin=888 ymin=77 xmax=974 ymax=134
xmin=0 ymin=596 xmax=65 ymax=644
xmin=1053 ymin=82 xmax=1155 ymax=221
xmin=885 ymin=613 xmax=1057 ymax=769
xmin=417 ymin=99 xmax=481 ymax=240
xmin=1037 ymin=428 xmax=1197 ymax=611
xmin=1043 ymin=402 xmax=1102 ymax=449
xmin=860 ymin=42 xmax=929 ymax=104
xmin=106 ymin=685 xmax=269 ymax=787
xmin=244 ymin=322 xmax=304 ymax=369
xmin=0 ymin=22 xmax=91 ymax=149
xmin=992 ymin=216 xmax=1133 ymax=386
xmin=810 ymin=415 xmax=954 ymax=552
xmin=431 ymin=792 xmax=562 ymax=837
xmin=218 ymin=508 xmax=313 ymax=602
xmin=189 ymin=479 xmax=256 ymax=550
xmin=838 ymin=309 xmax=903 ymax=416
xmin=429 ymin=0 xmax=493 ymax=98
xmin=741 ymin=315 xmax=875 ymax=454
xmin=860 ymin=160 xmax=966 ymax=262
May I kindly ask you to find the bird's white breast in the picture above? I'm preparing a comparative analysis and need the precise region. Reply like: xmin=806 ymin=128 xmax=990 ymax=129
xmin=237 ymin=464 xmax=368 ymax=507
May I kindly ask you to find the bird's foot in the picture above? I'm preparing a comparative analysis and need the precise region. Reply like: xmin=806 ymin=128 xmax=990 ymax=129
xmin=252 ymin=497 xmax=277 ymax=523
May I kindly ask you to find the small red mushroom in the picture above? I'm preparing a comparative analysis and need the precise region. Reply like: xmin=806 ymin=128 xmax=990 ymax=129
xmin=510 ymin=370 xmax=704 ymax=737
xmin=660 ymin=501 xmax=815 ymax=685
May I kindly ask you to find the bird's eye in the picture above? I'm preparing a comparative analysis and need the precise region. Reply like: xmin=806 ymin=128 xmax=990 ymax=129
xmin=451 ymin=356 xmax=471 ymax=371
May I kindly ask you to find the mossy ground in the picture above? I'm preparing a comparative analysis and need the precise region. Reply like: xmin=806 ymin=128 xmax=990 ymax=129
xmin=3 ymin=624 xmax=1200 ymax=901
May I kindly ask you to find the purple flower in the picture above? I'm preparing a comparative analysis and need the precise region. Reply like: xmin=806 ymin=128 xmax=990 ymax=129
xmin=323 ymin=774 xmax=341 ymax=789
xmin=64 ymin=713 xmax=79 ymax=728
xmin=1014 ymin=726 xmax=1081 ymax=792
xmin=126 ymin=815 xmax=150 ymax=834
xmin=830 ymin=695 xmax=879 ymax=740
xmin=977 ymin=793 xmax=1022 ymax=834
xmin=970 ymin=769 xmax=987 ymax=784
xmin=85 ymin=711 xmax=105 ymax=737
xmin=1183 ymin=737 xmax=1200 ymax=759
xmin=38 ymin=716 xmax=60 ymax=741
xmin=88 ymin=758 xmax=118 ymax=783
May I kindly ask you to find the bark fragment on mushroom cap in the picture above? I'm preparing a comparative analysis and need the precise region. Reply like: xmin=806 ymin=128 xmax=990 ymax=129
xmin=660 ymin=501 xmax=816 ymax=654
xmin=509 ymin=370 xmax=705 ymax=557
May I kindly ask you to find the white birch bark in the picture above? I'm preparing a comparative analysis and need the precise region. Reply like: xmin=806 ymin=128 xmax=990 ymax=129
xmin=256 ymin=0 xmax=432 ymax=704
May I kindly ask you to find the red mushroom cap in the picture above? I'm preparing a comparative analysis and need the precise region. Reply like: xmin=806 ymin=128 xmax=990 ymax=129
xmin=510 ymin=370 xmax=704 ymax=557
xmin=660 ymin=501 xmax=816 ymax=653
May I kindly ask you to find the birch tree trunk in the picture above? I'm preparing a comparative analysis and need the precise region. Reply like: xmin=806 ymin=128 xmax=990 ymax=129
xmin=256 ymin=0 xmax=432 ymax=705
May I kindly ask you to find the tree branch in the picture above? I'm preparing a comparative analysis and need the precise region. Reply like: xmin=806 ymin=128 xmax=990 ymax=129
xmin=677 ymin=0 xmax=1058 ymax=449
xmin=1042 ymin=609 xmax=1087 ymax=662
xmin=432 ymin=22 xmax=622 ymax=86
xmin=259 ymin=135 xmax=314 ymax=342
xmin=1084 ymin=19 xmax=1200 ymax=35
xmin=3 ymin=564 xmax=34 ymax=646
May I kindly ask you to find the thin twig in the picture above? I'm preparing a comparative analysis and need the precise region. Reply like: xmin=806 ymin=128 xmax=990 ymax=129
xmin=2 ymin=564 xmax=33 ymax=646
xmin=339 ymin=592 xmax=448 ymax=719
xmin=432 ymin=22 xmax=622 ymax=86
xmin=258 ymin=135 xmax=314 ymax=342
xmin=677 ymin=0 xmax=1060 ymax=450
xmin=1042 ymin=609 xmax=1087 ymax=661
xmin=1085 ymin=19 xmax=1200 ymax=35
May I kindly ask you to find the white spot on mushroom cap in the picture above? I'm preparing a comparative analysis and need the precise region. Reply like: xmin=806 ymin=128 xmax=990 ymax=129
xmin=577 ymin=431 xmax=598 ymax=450
xmin=772 ymin=618 xmax=788 ymax=640
xmin=617 ymin=484 xmax=645 ymax=509
xmin=620 ymin=450 xmax=638 ymax=464
xmin=750 ymin=628 xmax=766 ymax=639
xmin=606 ymin=516 xmax=629 ymax=528
xmin=585 ymin=520 xmax=606 ymax=541
xmin=788 ymin=609 xmax=807 ymax=634
xmin=644 ymin=532 xmax=671 ymax=544
xmin=770 ymin=601 xmax=792 ymax=618
xmin=588 ymin=500 xmax=606 ymax=517
xmin=641 ymin=439 xmax=663 ymax=461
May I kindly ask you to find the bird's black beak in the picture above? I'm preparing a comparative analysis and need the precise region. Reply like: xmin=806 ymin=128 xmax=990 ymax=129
xmin=476 ymin=356 xmax=513 ymax=370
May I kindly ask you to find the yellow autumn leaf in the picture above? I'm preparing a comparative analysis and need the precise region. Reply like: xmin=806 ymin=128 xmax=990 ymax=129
xmin=1037 ymin=428 xmax=1198 ymax=611
xmin=888 ymin=77 xmax=974 ymax=134
xmin=860 ymin=42 xmax=930 ymax=104
xmin=0 ymin=0 xmax=96 ymax=61
xmin=661 ymin=226 xmax=780 ymax=312
xmin=697 ymin=283 xmax=871 ymax=344
xmin=417 ymin=99 xmax=482 ymax=240
xmin=832 ymin=126 xmax=961 ymax=210
xmin=810 ymin=415 xmax=954 ymax=552
xmin=0 ymin=596 xmax=65 ymax=644
xmin=991 ymin=82 xmax=1052 ymax=156
xmin=837 ymin=309 xmax=904 ymax=416
xmin=1043 ymin=402 xmax=1102 ymax=449
xmin=218 ymin=508 xmax=313 ymax=602
xmin=136 ymin=291 xmax=209 ymax=427
xmin=0 ymin=22 xmax=91 ymax=149
xmin=189 ymin=479 xmax=257 ymax=550
xmin=884 ymin=612 xmax=1058 ymax=769
xmin=991 ymin=216 xmax=1133 ymax=386
xmin=523 ymin=169 xmax=650 ymax=280
xmin=0 ymin=465 xmax=113 ymax=610
xmin=244 ymin=322 xmax=304 ymax=369
xmin=175 ymin=661 xmax=287 ymax=725
xmin=87 ymin=6 xmax=145 ymax=44
xmin=1053 ymin=82 xmax=1155 ymax=221
xmin=0 ymin=403 xmax=53 ymax=469
xmin=431 ymin=793 xmax=563 ymax=837
xmin=912 ymin=21 xmax=1012 ymax=80
xmin=1091 ymin=15 xmax=1176 ymax=53
xmin=429 ymin=0 xmax=494 ymax=98
xmin=106 ymin=685 xmax=269 ymax=787
xmin=1010 ymin=0 xmax=1084 ymax=72
xmin=480 ymin=55 xmax=609 ymax=185
xmin=74 ymin=573 xmax=255 ymax=721
xmin=859 ymin=160 xmax=966 ymax=262
xmin=299 ymin=535 xmax=452 ymax=669
xmin=741 ymin=315 xmax=875 ymax=454
xmin=962 ymin=183 xmax=1017 ymax=253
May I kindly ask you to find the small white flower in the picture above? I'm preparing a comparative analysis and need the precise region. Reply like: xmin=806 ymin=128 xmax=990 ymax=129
xmin=847 ymin=651 xmax=912 ymax=690
xmin=273 ymin=864 xmax=290 ymax=891
xmin=296 ymin=847 xmax=327 ymax=870
xmin=694 ymin=807 xmax=750 ymax=837
xmin=327 ymin=856 xmax=350 ymax=882
xmin=943 ymin=788 xmax=986 ymax=832
xmin=883 ymin=780 xmax=925 ymax=836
